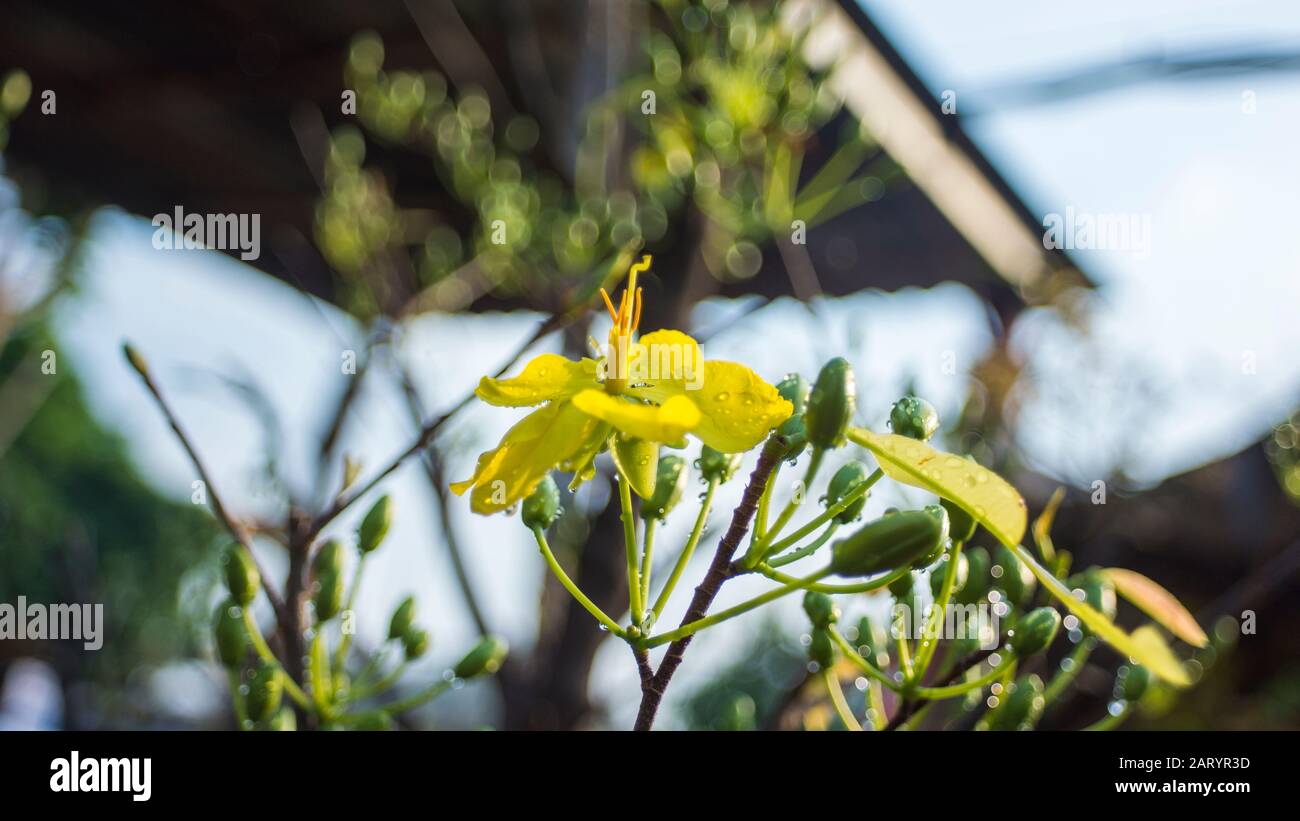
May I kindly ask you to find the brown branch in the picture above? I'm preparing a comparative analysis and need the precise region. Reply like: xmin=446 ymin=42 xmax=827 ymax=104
xmin=634 ymin=436 xmax=787 ymax=731
xmin=122 ymin=344 xmax=290 ymax=628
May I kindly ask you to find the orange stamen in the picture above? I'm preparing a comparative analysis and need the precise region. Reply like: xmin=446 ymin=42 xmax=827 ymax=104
xmin=599 ymin=288 xmax=618 ymax=324
xmin=631 ymin=287 xmax=643 ymax=334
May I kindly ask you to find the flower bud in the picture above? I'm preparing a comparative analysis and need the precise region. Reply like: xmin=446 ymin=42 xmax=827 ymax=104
xmin=697 ymin=445 xmax=743 ymax=484
xmin=855 ymin=616 xmax=886 ymax=660
xmin=246 ymin=662 xmax=283 ymax=723
xmin=802 ymin=591 xmax=839 ymax=628
xmin=804 ymin=358 xmax=855 ymax=449
xmin=777 ymin=373 xmax=810 ymax=414
xmin=929 ymin=552 xmax=969 ymax=598
xmin=957 ymin=546 xmax=992 ymax=605
xmin=914 ymin=504 xmax=952 ymax=568
xmin=1117 ymin=664 xmax=1151 ymax=702
xmin=358 ymin=494 xmax=393 ymax=554
xmin=402 ymin=628 xmax=430 ymax=660
xmin=889 ymin=395 xmax=939 ymax=441
xmin=642 ymin=455 xmax=689 ymax=520
xmin=1010 ymin=607 xmax=1061 ymax=657
xmin=522 ymin=474 xmax=562 ymax=530
xmin=311 ymin=539 xmax=347 ymax=621
xmin=213 ymin=600 xmax=247 ymax=669
xmin=223 ymin=543 xmax=261 ymax=606
xmin=808 ymin=628 xmax=836 ymax=669
xmin=888 ymin=571 xmax=915 ymax=598
xmin=613 ymin=435 xmax=659 ymax=499
xmin=388 ymin=595 xmax=416 ymax=641
xmin=454 ymin=635 xmax=509 ymax=678
xmin=830 ymin=509 xmax=947 ymax=577
xmin=823 ymin=461 xmax=871 ymax=523
xmin=984 ymin=674 xmax=1045 ymax=731
xmin=991 ymin=543 xmax=1035 ymax=609
xmin=776 ymin=374 xmax=811 ymax=461
xmin=941 ymin=497 xmax=978 ymax=543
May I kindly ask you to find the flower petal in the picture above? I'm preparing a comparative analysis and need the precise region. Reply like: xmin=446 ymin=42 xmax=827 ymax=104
xmin=571 ymin=389 xmax=699 ymax=446
xmin=475 ymin=353 xmax=598 ymax=407
xmin=450 ymin=401 xmax=602 ymax=514
xmin=632 ymin=359 xmax=792 ymax=453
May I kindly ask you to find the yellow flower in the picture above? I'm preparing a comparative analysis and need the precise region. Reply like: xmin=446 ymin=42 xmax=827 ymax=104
xmin=451 ymin=257 xmax=793 ymax=514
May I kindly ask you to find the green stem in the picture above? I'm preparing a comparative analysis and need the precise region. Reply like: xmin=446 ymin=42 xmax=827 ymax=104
xmin=911 ymin=541 xmax=965 ymax=682
xmin=895 ymin=612 xmax=914 ymax=681
xmin=651 ymin=478 xmax=718 ymax=619
xmin=756 ymin=468 xmax=882 ymax=561
xmin=351 ymin=659 xmax=406 ymax=700
xmin=757 ymin=562 xmax=911 ymax=594
xmin=823 ymin=668 xmax=862 ymax=731
xmin=619 ymin=477 xmax=644 ymax=628
xmin=866 ymin=680 xmax=887 ymax=730
xmin=829 ymin=626 xmax=902 ymax=692
xmin=766 ymin=447 xmax=824 ymax=541
xmin=1083 ymin=703 xmax=1130 ymax=731
xmin=351 ymin=679 xmax=453 ymax=722
xmin=752 ymin=459 xmax=783 ymax=544
xmin=533 ymin=526 xmax=626 ymax=638
xmin=241 ymin=608 xmax=312 ymax=710
xmin=1043 ymin=637 xmax=1096 ymax=704
xmin=912 ymin=653 xmax=1017 ymax=699
xmin=639 ymin=518 xmax=657 ymax=610
xmin=332 ymin=555 xmax=366 ymax=672
xmin=228 ymin=670 xmax=249 ymax=730
xmin=646 ymin=566 xmax=834 ymax=647
xmin=767 ymin=524 xmax=839 ymax=567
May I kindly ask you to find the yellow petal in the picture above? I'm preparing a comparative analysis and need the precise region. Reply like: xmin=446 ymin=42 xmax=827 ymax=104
xmin=632 ymin=358 xmax=793 ymax=453
xmin=451 ymin=401 xmax=602 ymax=514
xmin=561 ymin=422 xmax=612 ymax=490
xmin=571 ymin=389 xmax=699 ymax=446
xmin=475 ymin=353 xmax=598 ymax=407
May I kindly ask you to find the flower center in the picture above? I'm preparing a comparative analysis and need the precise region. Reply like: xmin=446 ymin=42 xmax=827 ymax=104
xmin=600 ymin=255 xmax=650 ymax=394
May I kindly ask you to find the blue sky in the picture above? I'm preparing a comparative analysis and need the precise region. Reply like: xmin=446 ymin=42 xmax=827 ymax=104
xmin=28 ymin=1 xmax=1300 ymax=725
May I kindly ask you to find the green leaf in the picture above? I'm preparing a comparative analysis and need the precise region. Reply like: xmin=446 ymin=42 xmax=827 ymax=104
xmin=1007 ymin=542 xmax=1190 ymax=687
xmin=848 ymin=429 xmax=1027 ymax=549
xmin=1101 ymin=567 xmax=1209 ymax=648
xmin=1032 ymin=486 xmax=1065 ymax=565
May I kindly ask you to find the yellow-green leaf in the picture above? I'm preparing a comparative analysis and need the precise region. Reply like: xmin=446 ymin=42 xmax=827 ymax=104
xmin=848 ymin=428 xmax=1027 ymax=549
xmin=1007 ymin=542 xmax=1190 ymax=687
xmin=1101 ymin=568 xmax=1209 ymax=648
xmin=1032 ymin=486 xmax=1065 ymax=565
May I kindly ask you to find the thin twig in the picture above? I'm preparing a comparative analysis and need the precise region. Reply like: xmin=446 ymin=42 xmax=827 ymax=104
xmin=634 ymin=436 xmax=787 ymax=730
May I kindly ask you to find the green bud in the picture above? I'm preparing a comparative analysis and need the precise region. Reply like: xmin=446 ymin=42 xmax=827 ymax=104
xmin=358 ymin=494 xmax=393 ymax=554
xmin=914 ymin=504 xmax=952 ymax=568
xmin=1010 ymin=607 xmax=1061 ymax=657
xmin=697 ymin=445 xmax=743 ymax=484
xmin=940 ymin=497 xmax=978 ymax=543
xmin=777 ymin=373 xmax=811 ymax=414
xmin=454 ymin=635 xmax=509 ymax=679
xmin=122 ymin=342 xmax=150 ymax=377
xmin=311 ymin=540 xmax=347 ymax=621
xmin=888 ymin=571 xmax=915 ymax=598
xmin=984 ymin=674 xmax=1045 ymax=731
xmin=213 ymin=599 xmax=248 ymax=669
xmin=246 ymin=662 xmax=283 ymax=723
xmin=643 ymin=456 xmax=689 ymax=520
xmin=776 ymin=374 xmax=812 ymax=461
xmin=823 ymin=461 xmax=871 ymax=523
xmin=855 ymin=616 xmax=886 ymax=660
xmin=802 ymin=591 xmax=839 ymax=628
xmin=830 ymin=509 xmax=947 ymax=577
xmin=804 ymin=357 xmax=856 ymax=449
xmin=223 ymin=543 xmax=261 ymax=606
xmin=402 ymin=628 xmax=430 ymax=660
xmin=957 ymin=546 xmax=992 ymax=605
xmin=522 ymin=474 xmax=562 ymax=530
xmin=991 ymin=543 xmax=1036 ymax=609
xmin=388 ymin=595 xmax=416 ymax=641
xmin=889 ymin=395 xmax=939 ymax=441
xmin=929 ymin=552 xmax=969 ymax=598
xmin=612 ymin=435 xmax=659 ymax=499
xmin=266 ymin=705 xmax=296 ymax=731
xmin=808 ymin=628 xmax=836 ymax=669
xmin=777 ymin=414 xmax=808 ymax=463
xmin=1118 ymin=664 xmax=1151 ymax=702
xmin=1070 ymin=568 xmax=1117 ymax=622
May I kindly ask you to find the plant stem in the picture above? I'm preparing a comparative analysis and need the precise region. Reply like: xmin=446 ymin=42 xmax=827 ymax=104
xmin=1043 ymin=637 xmax=1096 ymax=704
xmin=753 ymin=460 xmax=783 ymax=544
xmin=757 ymin=468 xmax=882 ymax=560
xmin=911 ymin=541 xmax=965 ymax=681
xmin=823 ymin=668 xmax=861 ymax=731
xmin=241 ymin=608 xmax=312 ymax=709
xmin=1083 ymin=704 xmax=1130 ymax=731
xmin=650 ymin=478 xmax=718 ymax=620
xmin=228 ymin=670 xmax=249 ymax=730
xmin=912 ymin=652 xmax=1016 ymax=699
xmin=756 ymin=561 xmax=910 ymax=594
xmin=639 ymin=518 xmax=657 ymax=611
xmin=533 ymin=526 xmax=625 ymax=638
xmin=332 ymin=555 xmax=366 ymax=672
xmin=354 ymin=679 xmax=452 ymax=722
xmin=830 ymin=627 xmax=902 ymax=692
xmin=618 ymin=476 xmax=644 ymax=629
xmin=646 ymin=566 xmax=833 ymax=647
xmin=767 ymin=524 xmax=838 ymax=567
xmin=766 ymin=447 xmax=824 ymax=541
